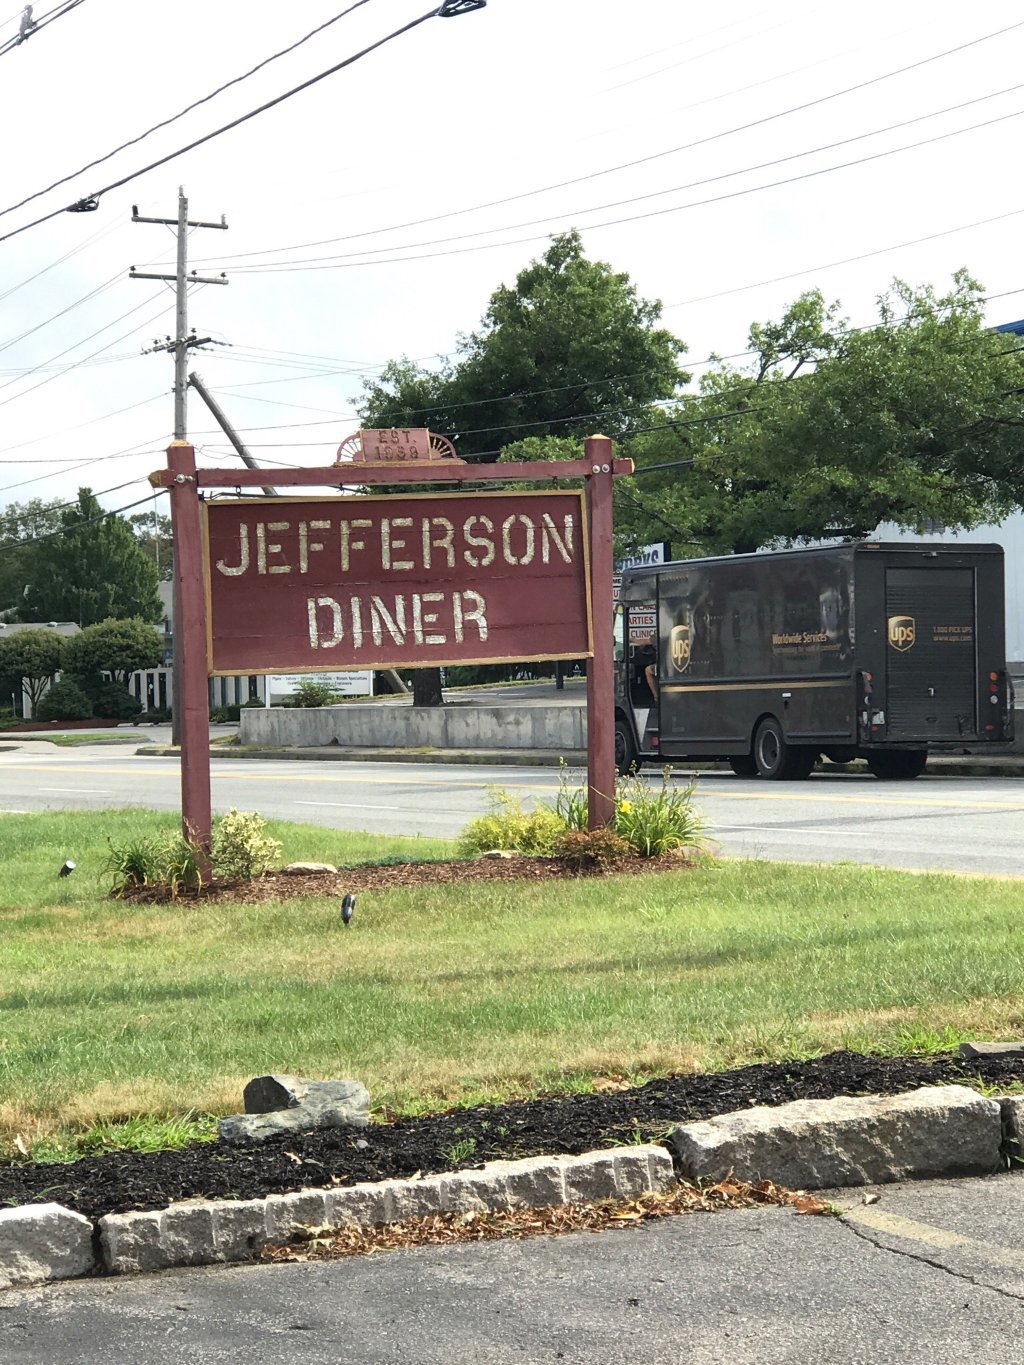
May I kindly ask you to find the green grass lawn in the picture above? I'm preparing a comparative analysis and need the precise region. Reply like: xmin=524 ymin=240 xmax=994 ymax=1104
xmin=1 ymin=808 xmax=1023 ymax=1154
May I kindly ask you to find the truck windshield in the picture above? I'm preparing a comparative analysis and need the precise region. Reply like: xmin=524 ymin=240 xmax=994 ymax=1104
xmin=613 ymin=604 xmax=624 ymax=662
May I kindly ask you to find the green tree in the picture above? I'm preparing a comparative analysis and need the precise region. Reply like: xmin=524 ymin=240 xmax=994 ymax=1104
xmin=619 ymin=274 xmax=1024 ymax=556
xmin=360 ymin=231 xmax=686 ymax=459
xmin=0 ymin=498 xmax=64 ymax=615
xmin=0 ymin=628 xmax=65 ymax=713
xmin=21 ymin=489 xmax=162 ymax=625
xmin=359 ymin=231 xmax=686 ymax=703
xmin=64 ymin=618 xmax=164 ymax=684
xmin=127 ymin=511 xmax=173 ymax=581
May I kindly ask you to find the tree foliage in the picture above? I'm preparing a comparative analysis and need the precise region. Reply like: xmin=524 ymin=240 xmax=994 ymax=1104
xmin=20 ymin=489 xmax=162 ymax=625
xmin=64 ymin=618 xmax=164 ymax=683
xmin=359 ymin=231 xmax=686 ymax=459
xmin=358 ymin=232 xmax=684 ymax=703
xmin=0 ymin=499 xmax=63 ymax=615
xmin=618 ymin=273 xmax=1024 ymax=556
xmin=127 ymin=511 xmax=173 ymax=582
xmin=0 ymin=628 xmax=66 ymax=709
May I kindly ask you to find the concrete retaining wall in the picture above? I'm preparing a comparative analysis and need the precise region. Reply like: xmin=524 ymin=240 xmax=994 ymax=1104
xmin=240 ymin=703 xmax=587 ymax=751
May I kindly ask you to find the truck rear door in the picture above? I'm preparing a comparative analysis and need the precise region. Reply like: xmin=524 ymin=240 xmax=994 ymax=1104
xmin=884 ymin=566 xmax=977 ymax=739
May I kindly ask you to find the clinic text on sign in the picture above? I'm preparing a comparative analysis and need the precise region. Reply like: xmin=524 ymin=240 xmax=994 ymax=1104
xmin=203 ymin=490 xmax=592 ymax=674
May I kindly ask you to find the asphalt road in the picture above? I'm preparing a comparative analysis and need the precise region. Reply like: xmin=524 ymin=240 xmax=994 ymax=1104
xmin=3 ymin=1174 xmax=1024 ymax=1363
xmin=1 ymin=740 xmax=1023 ymax=875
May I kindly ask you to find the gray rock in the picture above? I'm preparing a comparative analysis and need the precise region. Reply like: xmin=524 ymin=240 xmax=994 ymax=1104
xmin=1000 ymin=1095 xmax=1024 ymax=1163
xmin=958 ymin=1040 xmax=1024 ymax=1059
xmin=481 ymin=850 xmax=514 ymax=859
xmin=0 ymin=1203 xmax=95 ymax=1289
xmin=282 ymin=862 xmax=338 ymax=875
xmin=221 ymin=1078 xmax=370 ymax=1144
xmin=667 ymin=1085 xmax=1002 ymax=1190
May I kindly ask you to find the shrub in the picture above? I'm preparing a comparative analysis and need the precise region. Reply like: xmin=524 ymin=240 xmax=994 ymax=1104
xmin=457 ymin=788 xmax=564 ymax=856
xmin=92 ymin=681 xmax=142 ymax=720
xmin=614 ymin=769 xmax=711 ymax=859
xmin=212 ymin=809 xmax=282 ymax=881
xmin=35 ymin=679 xmax=93 ymax=722
xmin=210 ymin=704 xmax=241 ymax=723
xmin=554 ymin=827 xmax=635 ymax=871
xmin=160 ymin=832 xmax=205 ymax=897
xmin=290 ymin=679 xmax=344 ymax=708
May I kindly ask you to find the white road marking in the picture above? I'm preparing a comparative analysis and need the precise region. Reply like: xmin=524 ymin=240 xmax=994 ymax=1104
xmin=845 ymin=1205 xmax=1024 ymax=1273
xmin=295 ymin=800 xmax=423 ymax=812
xmin=39 ymin=787 xmax=111 ymax=794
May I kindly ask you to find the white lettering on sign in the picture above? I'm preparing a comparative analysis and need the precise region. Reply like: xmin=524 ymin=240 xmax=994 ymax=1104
xmin=214 ymin=512 xmax=578 ymax=578
xmin=307 ymin=591 xmax=489 ymax=651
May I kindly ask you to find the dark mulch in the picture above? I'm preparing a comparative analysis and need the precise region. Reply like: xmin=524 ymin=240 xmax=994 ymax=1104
xmin=3 ymin=1050 xmax=1022 ymax=1224
xmin=1 ymin=718 xmax=121 ymax=732
xmin=120 ymin=854 xmax=692 ymax=903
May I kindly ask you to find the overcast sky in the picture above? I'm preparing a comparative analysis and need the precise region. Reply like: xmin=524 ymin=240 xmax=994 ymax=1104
xmin=2 ymin=0 xmax=1023 ymax=520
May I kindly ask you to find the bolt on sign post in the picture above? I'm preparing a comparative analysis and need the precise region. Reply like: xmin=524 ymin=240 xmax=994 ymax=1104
xmin=154 ymin=430 xmax=631 ymax=861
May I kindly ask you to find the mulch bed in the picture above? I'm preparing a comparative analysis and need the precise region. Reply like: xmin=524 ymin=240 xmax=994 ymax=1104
xmin=2 ymin=1050 xmax=1022 ymax=1224
xmin=120 ymin=854 xmax=693 ymax=903
xmin=1 ymin=719 xmax=122 ymax=732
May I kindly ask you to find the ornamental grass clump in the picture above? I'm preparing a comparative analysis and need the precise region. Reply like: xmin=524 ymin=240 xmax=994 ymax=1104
xmin=614 ymin=769 xmax=711 ymax=859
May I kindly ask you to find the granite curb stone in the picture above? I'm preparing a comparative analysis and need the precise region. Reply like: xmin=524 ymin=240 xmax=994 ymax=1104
xmin=0 ymin=1203 xmax=94 ymax=1291
xmin=667 ymin=1084 xmax=1003 ymax=1189
xmin=96 ymin=1143 xmax=675 ymax=1276
xmin=5 ymin=1083 xmax=1019 ymax=1289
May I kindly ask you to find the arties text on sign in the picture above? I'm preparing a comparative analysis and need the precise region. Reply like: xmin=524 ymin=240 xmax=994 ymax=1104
xmin=204 ymin=491 xmax=592 ymax=675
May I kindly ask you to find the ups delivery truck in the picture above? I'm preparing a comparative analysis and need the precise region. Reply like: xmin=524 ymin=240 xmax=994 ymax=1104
xmin=614 ymin=542 xmax=1012 ymax=780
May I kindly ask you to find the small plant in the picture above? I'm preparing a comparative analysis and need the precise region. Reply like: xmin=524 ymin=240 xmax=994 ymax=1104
xmin=555 ymin=759 xmax=588 ymax=831
xmin=614 ymin=768 xmax=711 ymax=859
xmin=290 ymin=678 xmax=345 ymax=708
xmin=105 ymin=835 xmax=163 ymax=895
xmin=444 ymin=1137 xmax=478 ymax=1164
xmin=160 ymin=831 xmax=205 ymax=898
xmin=212 ymin=809 xmax=282 ymax=882
xmin=457 ymin=788 xmax=563 ymax=856
xmin=554 ymin=827 xmax=635 ymax=871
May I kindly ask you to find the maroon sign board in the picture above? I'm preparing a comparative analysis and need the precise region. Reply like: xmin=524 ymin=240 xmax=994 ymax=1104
xmin=203 ymin=490 xmax=592 ymax=675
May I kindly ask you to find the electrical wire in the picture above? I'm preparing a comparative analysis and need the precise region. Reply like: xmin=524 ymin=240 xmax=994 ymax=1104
xmin=0 ymin=4 xmax=478 ymax=249
xmin=227 ymin=104 xmax=1024 ymax=274
xmin=0 ymin=0 xmax=375 ymax=224
xmin=0 ymin=291 xmax=167 ymax=403
xmin=0 ymin=270 xmax=122 ymax=356
xmin=1 ymin=489 xmax=168 ymax=551
xmin=0 ymin=218 xmax=121 ymax=306
xmin=192 ymin=18 xmax=1024 ymax=268
xmin=668 ymin=206 xmax=1024 ymax=308
xmin=0 ymin=0 xmax=85 ymax=59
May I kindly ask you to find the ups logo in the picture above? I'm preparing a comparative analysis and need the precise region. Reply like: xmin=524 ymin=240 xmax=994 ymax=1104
xmin=888 ymin=614 xmax=916 ymax=652
xmin=669 ymin=623 xmax=692 ymax=673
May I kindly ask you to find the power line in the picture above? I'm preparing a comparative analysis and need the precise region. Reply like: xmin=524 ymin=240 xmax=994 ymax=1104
xmin=0 ymin=270 xmax=121 ymax=355
xmin=668 ymin=206 xmax=1024 ymax=308
xmin=0 ymin=291 xmax=167 ymax=404
xmin=0 ymin=218 xmax=121 ymax=306
xmin=0 ymin=0 xmax=375 ymax=224
xmin=191 ymin=19 xmax=1024 ymax=268
xmin=1 ymin=489 xmax=168 ymax=552
xmin=227 ymin=103 xmax=1024 ymax=274
xmin=0 ymin=2 xmax=486 ymax=248
xmin=0 ymin=0 xmax=86 ymax=60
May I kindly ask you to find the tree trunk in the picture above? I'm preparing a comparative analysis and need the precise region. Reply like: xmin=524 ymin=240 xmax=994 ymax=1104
xmin=411 ymin=667 xmax=444 ymax=707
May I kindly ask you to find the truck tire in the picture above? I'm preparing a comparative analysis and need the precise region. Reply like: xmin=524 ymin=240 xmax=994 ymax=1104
xmin=753 ymin=717 xmax=816 ymax=781
xmin=865 ymin=750 xmax=927 ymax=780
xmin=615 ymin=718 xmax=641 ymax=775
xmin=728 ymin=754 xmax=758 ymax=777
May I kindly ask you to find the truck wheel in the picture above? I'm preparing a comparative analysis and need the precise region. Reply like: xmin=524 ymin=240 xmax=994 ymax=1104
xmin=865 ymin=750 xmax=928 ymax=780
xmin=728 ymin=754 xmax=758 ymax=777
xmin=615 ymin=719 xmax=640 ymax=775
xmin=753 ymin=717 xmax=815 ymax=780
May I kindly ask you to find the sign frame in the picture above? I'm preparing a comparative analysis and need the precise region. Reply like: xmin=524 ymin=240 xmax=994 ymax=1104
xmin=201 ymin=488 xmax=594 ymax=676
xmin=154 ymin=439 xmax=632 ymax=860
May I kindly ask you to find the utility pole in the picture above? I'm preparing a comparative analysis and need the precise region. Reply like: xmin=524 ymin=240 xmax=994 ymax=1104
xmin=131 ymin=188 xmax=228 ymax=438
xmin=131 ymin=188 xmax=228 ymax=743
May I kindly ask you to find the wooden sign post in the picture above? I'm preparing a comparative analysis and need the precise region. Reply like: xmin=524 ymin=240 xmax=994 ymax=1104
xmin=155 ymin=432 xmax=630 ymax=868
